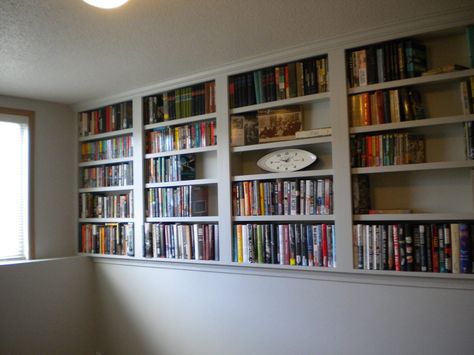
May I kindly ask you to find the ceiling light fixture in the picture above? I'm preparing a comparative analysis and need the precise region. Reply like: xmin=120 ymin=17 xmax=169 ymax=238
xmin=83 ymin=0 xmax=129 ymax=9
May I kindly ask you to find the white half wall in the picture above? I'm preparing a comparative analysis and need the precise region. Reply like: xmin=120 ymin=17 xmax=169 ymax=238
xmin=94 ymin=262 xmax=474 ymax=355
xmin=0 ymin=257 xmax=96 ymax=354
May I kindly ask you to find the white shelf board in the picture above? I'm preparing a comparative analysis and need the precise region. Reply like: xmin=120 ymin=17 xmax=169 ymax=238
xmin=78 ymin=185 xmax=134 ymax=193
xmin=233 ymin=215 xmax=334 ymax=222
xmin=232 ymin=169 xmax=333 ymax=182
xmin=78 ymin=253 xmax=135 ymax=259
xmin=145 ymin=216 xmax=219 ymax=223
xmin=229 ymin=92 xmax=330 ymax=115
xmin=350 ymin=114 xmax=474 ymax=134
xmin=78 ymin=128 xmax=134 ymax=142
xmin=231 ymin=136 xmax=331 ymax=153
xmin=145 ymin=178 xmax=218 ymax=188
xmin=78 ymin=157 xmax=134 ymax=167
xmin=145 ymin=145 xmax=218 ymax=159
xmin=144 ymin=113 xmax=216 ymax=130
xmin=352 ymin=160 xmax=474 ymax=174
xmin=348 ymin=68 xmax=474 ymax=94
xmin=354 ymin=213 xmax=474 ymax=222
xmin=78 ymin=218 xmax=135 ymax=223
xmin=350 ymin=268 xmax=474 ymax=280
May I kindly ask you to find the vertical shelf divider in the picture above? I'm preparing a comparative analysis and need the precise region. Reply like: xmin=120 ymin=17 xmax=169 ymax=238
xmin=215 ymin=74 xmax=233 ymax=263
xmin=133 ymin=96 xmax=145 ymax=258
xmin=328 ymin=48 xmax=354 ymax=271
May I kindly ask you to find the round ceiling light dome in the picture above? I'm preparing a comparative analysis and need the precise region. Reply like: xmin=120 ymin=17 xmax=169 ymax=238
xmin=83 ymin=0 xmax=129 ymax=9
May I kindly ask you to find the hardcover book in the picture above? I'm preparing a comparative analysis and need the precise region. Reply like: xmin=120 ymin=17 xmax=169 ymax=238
xmin=190 ymin=186 xmax=209 ymax=217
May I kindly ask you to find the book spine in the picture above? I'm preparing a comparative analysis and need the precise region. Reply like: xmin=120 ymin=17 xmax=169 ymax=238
xmin=459 ymin=223 xmax=472 ymax=273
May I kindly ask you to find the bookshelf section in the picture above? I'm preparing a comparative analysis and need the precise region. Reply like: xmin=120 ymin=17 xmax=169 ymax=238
xmin=142 ymin=80 xmax=220 ymax=262
xmin=78 ymin=100 xmax=135 ymax=257
xmin=347 ymin=26 xmax=474 ymax=274
xmin=228 ymin=53 xmax=335 ymax=269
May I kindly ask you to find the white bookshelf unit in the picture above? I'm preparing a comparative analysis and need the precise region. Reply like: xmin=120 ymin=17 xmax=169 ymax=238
xmin=77 ymin=100 xmax=135 ymax=257
xmin=141 ymin=81 xmax=220 ymax=262
xmin=75 ymin=20 xmax=474 ymax=282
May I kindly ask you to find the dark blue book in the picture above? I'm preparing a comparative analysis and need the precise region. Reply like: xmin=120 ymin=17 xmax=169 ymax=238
xmin=459 ymin=223 xmax=472 ymax=273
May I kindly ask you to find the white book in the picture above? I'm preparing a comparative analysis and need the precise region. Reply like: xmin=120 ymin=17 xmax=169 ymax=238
xmin=295 ymin=127 xmax=332 ymax=139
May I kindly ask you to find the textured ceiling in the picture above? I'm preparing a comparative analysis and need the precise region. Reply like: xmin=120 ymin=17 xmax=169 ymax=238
xmin=1 ymin=0 xmax=473 ymax=105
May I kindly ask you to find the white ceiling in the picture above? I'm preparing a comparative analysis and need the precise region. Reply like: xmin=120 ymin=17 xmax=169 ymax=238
xmin=1 ymin=0 xmax=473 ymax=105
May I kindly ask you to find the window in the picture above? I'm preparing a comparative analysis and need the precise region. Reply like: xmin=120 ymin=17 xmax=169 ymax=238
xmin=0 ymin=109 xmax=34 ymax=260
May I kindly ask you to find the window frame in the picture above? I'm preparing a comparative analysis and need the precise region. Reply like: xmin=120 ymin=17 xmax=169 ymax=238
xmin=0 ymin=107 xmax=35 ymax=260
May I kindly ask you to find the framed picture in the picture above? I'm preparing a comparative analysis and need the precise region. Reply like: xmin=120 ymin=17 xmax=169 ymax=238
xmin=257 ymin=107 xmax=303 ymax=143
xmin=230 ymin=114 xmax=259 ymax=146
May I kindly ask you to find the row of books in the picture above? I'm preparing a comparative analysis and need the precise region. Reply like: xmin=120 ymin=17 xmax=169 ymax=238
xmin=350 ymin=133 xmax=425 ymax=168
xmin=143 ymin=82 xmax=216 ymax=124
xmin=347 ymin=38 xmax=427 ymax=88
xmin=79 ymin=192 xmax=133 ymax=219
xmin=81 ymin=162 xmax=133 ymax=188
xmin=79 ymin=222 xmax=134 ymax=256
xmin=80 ymin=135 xmax=133 ymax=162
xmin=232 ymin=178 xmax=333 ymax=217
xmin=79 ymin=101 xmax=133 ymax=137
xmin=146 ymin=154 xmax=195 ymax=183
xmin=353 ymin=223 xmax=473 ymax=273
xmin=233 ymin=223 xmax=336 ymax=267
xmin=143 ymin=223 xmax=219 ymax=261
xmin=349 ymin=87 xmax=425 ymax=127
xmin=146 ymin=185 xmax=208 ymax=218
xmin=145 ymin=120 xmax=216 ymax=154
xmin=229 ymin=56 xmax=328 ymax=108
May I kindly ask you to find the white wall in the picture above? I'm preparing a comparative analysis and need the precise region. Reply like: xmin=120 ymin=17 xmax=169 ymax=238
xmin=0 ymin=95 xmax=76 ymax=258
xmin=0 ymin=257 xmax=96 ymax=355
xmin=93 ymin=262 xmax=474 ymax=355
xmin=0 ymin=96 xmax=95 ymax=354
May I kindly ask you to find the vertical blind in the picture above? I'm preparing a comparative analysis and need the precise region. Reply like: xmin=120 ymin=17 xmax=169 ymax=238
xmin=0 ymin=114 xmax=29 ymax=260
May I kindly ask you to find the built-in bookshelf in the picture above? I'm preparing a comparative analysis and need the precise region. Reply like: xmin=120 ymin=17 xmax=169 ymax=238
xmin=142 ymin=81 xmax=220 ymax=262
xmin=347 ymin=26 xmax=474 ymax=274
xmin=75 ymin=20 xmax=474 ymax=282
xmin=78 ymin=100 xmax=135 ymax=257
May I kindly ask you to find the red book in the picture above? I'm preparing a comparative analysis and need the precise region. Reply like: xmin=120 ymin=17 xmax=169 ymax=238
xmin=210 ymin=82 xmax=216 ymax=112
xmin=366 ymin=136 xmax=372 ymax=167
xmin=431 ymin=224 xmax=440 ymax=272
xmin=361 ymin=93 xmax=371 ymax=126
xmin=322 ymin=224 xmax=328 ymax=267
xmin=105 ymin=106 xmax=111 ymax=132
xmin=393 ymin=224 xmax=401 ymax=271
xmin=81 ymin=224 xmax=86 ymax=252
xmin=94 ymin=111 xmax=99 ymax=135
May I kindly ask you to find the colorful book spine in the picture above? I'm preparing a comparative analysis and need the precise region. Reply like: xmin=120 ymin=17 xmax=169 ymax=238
xmin=353 ymin=223 xmax=474 ymax=273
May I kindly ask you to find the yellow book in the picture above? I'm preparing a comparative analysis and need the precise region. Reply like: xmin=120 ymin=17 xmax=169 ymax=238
xmin=451 ymin=223 xmax=460 ymax=273
xmin=259 ymin=182 xmax=265 ymax=215
xmin=236 ymin=224 xmax=243 ymax=263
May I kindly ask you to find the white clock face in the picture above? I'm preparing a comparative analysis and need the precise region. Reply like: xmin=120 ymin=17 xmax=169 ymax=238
xmin=257 ymin=149 xmax=317 ymax=172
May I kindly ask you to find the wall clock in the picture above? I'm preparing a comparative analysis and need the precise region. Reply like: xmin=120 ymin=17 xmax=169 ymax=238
xmin=257 ymin=149 xmax=317 ymax=172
